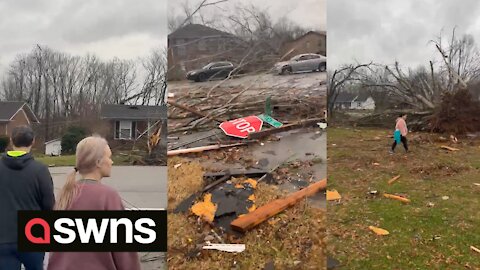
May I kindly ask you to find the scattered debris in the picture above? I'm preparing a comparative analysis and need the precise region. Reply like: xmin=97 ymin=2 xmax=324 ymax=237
xmin=202 ymin=243 xmax=246 ymax=253
xmin=473 ymin=183 xmax=480 ymax=187
xmin=167 ymin=143 xmax=246 ymax=156
xmin=248 ymin=118 xmax=325 ymax=139
xmin=326 ymin=190 xmax=342 ymax=201
xmin=470 ymin=245 xmax=480 ymax=254
xmin=191 ymin=193 xmax=217 ymax=223
xmin=204 ymin=169 xmax=269 ymax=180
xmin=231 ymin=179 xmax=327 ymax=232
xmin=174 ymin=163 xmax=182 ymax=169
xmin=372 ymin=162 xmax=380 ymax=166
xmin=440 ymin=145 xmax=460 ymax=151
xmin=368 ymin=226 xmax=389 ymax=236
xmin=369 ymin=190 xmax=378 ymax=195
xmin=383 ymin=193 xmax=411 ymax=203
xmin=387 ymin=175 xmax=401 ymax=185
xmin=318 ymin=122 xmax=328 ymax=129
xmin=442 ymin=196 xmax=450 ymax=200
xmin=427 ymin=202 xmax=435 ymax=207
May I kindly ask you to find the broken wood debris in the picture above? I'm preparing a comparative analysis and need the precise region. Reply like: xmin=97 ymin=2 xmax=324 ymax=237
xmin=368 ymin=226 xmax=389 ymax=236
xmin=440 ymin=145 xmax=460 ymax=151
xmin=230 ymin=179 xmax=327 ymax=233
xmin=326 ymin=190 xmax=341 ymax=201
xmin=387 ymin=175 xmax=401 ymax=185
xmin=383 ymin=193 xmax=411 ymax=203
xmin=471 ymin=245 xmax=480 ymax=254
xmin=168 ymin=99 xmax=226 ymax=122
xmin=167 ymin=143 xmax=246 ymax=156
xmin=202 ymin=243 xmax=245 ymax=253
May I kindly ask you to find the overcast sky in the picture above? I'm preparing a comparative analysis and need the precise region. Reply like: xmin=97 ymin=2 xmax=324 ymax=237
xmin=328 ymin=0 xmax=480 ymax=69
xmin=0 ymin=0 xmax=167 ymax=76
xmin=169 ymin=0 xmax=326 ymax=32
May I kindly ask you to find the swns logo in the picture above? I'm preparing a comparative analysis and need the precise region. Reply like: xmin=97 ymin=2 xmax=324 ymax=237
xmin=18 ymin=211 xmax=167 ymax=252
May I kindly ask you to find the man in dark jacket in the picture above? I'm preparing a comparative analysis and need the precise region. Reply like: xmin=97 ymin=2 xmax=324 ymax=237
xmin=0 ymin=125 xmax=55 ymax=270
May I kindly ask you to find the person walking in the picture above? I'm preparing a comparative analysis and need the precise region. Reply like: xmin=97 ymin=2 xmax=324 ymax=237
xmin=390 ymin=113 xmax=409 ymax=153
xmin=47 ymin=135 xmax=141 ymax=270
xmin=0 ymin=125 xmax=55 ymax=270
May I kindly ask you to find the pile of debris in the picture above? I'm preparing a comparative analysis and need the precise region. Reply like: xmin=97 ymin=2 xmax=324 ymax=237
xmin=430 ymin=89 xmax=480 ymax=134
xmin=168 ymin=85 xmax=325 ymax=134
xmin=168 ymin=159 xmax=327 ymax=269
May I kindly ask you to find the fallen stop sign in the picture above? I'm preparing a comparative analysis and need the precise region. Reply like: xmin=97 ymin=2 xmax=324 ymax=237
xmin=219 ymin=116 xmax=263 ymax=139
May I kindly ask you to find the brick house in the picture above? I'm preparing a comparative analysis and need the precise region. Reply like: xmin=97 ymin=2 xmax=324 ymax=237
xmin=280 ymin=31 xmax=326 ymax=60
xmin=0 ymin=101 xmax=40 ymax=137
xmin=167 ymin=24 xmax=245 ymax=80
xmin=100 ymin=104 xmax=167 ymax=149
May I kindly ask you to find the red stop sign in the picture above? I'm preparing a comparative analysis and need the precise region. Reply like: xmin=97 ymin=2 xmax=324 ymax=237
xmin=219 ymin=116 xmax=263 ymax=139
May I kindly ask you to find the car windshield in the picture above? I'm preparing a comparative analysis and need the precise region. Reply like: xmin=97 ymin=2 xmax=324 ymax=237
xmin=291 ymin=55 xmax=303 ymax=61
xmin=202 ymin=63 xmax=214 ymax=69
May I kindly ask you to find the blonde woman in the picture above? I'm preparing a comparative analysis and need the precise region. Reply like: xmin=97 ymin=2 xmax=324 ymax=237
xmin=47 ymin=136 xmax=141 ymax=270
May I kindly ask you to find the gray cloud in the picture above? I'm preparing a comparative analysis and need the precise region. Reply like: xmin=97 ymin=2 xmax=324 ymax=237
xmin=0 ymin=0 xmax=167 ymax=75
xmin=329 ymin=0 xmax=480 ymax=69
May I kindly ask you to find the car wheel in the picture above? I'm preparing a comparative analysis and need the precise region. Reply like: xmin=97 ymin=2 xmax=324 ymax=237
xmin=198 ymin=73 xmax=206 ymax=82
xmin=281 ymin=66 xmax=292 ymax=75
xmin=318 ymin=63 xmax=326 ymax=72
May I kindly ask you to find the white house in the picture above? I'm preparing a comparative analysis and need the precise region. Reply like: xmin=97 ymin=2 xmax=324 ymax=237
xmin=45 ymin=138 xmax=62 ymax=156
xmin=334 ymin=92 xmax=376 ymax=110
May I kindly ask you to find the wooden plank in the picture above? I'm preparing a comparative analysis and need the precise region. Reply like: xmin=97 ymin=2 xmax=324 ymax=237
xmin=248 ymin=118 xmax=325 ymax=139
xmin=383 ymin=193 xmax=411 ymax=203
xmin=230 ymin=179 xmax=327 ymax=232
xmin=440 ymin=145 xmax=459 ymax=151
xmin=387 ymin=175 xmax=401 ymax=185
xmin=167 ymin=143 xmax=245 ymax=156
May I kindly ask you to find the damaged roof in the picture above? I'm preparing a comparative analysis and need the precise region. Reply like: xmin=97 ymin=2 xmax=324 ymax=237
xmin=0 ymin=101 xmax=39 ymax=123
xmin=100 ymin=104 xmax=167 ymax=120
xmin=335 ymin=92 xmax=372 ymax=103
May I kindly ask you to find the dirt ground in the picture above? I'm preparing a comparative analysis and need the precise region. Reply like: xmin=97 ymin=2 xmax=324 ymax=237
xmin=328 ymin=127 xmax=480 ymax=269
xmin=167 ymin=157 xmax=327 ymax=270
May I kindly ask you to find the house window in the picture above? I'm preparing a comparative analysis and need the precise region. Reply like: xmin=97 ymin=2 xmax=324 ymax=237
xmin=114 ymin=120 xmax=136 ymax=140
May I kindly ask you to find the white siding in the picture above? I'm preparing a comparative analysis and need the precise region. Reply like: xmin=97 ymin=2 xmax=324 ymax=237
xmin=45 ymin=140 xmax=62 ymax=156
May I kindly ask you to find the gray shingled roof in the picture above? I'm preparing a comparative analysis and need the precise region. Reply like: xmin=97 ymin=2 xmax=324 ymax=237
xmin=335 ymin=92 xmax=358 ymax=103
xmin=100 ymin=104 xmax=167 ymax=120
xmin=335 ymin=92 xmax=372 ymax=103
xmin=0 ymin=101 xmax=39 ymax=123
xmin=168 ymin=24 xmax=233 ymax=39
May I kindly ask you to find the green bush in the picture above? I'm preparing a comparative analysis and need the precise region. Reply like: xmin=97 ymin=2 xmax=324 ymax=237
xmin=61 ymin=126 xmax=88 ymax=154
xmin=0 ymin=136 xmax=9 ymax=153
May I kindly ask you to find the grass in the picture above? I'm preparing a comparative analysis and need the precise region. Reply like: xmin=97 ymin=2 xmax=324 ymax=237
xmin=328 ymin=127 xmax=480 ymax=269
xmin=34 ymin=154 xmax=132 ymax=166
xmin=167 ymin=158 xmax=326 ymax=269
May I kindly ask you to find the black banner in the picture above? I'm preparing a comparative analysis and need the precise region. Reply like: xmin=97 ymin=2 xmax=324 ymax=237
xmin=18 ymin=210 xmax=167 ymax=252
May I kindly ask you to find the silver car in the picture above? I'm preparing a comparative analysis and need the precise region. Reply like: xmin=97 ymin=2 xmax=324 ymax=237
xmin=274 ymin=53 xmax=327 ymax=75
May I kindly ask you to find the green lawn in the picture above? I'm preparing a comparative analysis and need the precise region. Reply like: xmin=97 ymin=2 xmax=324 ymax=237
xmin=328 ymin=127 xmax=480 ymax=269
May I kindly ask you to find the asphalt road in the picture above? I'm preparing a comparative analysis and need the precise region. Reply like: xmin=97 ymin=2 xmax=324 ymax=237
xmin=169 ymin=71 xmax=327 ymax=96
xmin=49 ymin=166 xmax=168 ymax=209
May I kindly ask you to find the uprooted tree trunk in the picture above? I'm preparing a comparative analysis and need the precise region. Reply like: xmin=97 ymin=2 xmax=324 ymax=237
xmin=430 ymin=88 xmax=480 ymax=134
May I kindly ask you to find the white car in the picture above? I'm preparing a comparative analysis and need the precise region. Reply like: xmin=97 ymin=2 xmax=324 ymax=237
xmin=274 ymin=53 xmax=327 ymax=75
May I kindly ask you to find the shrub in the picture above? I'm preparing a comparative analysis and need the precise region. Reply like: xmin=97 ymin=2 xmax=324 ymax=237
xmin=61 ymin=126 xmax=88 ymax=154
xmin=0 ymin=136 xmax=9 ymax=153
